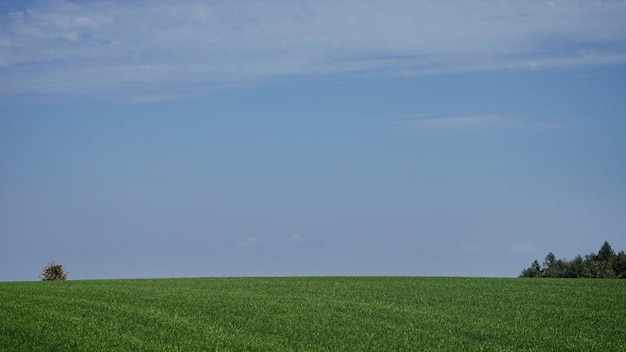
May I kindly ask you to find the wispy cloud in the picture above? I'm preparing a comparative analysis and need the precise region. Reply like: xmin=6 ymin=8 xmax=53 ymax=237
xmin=2 ymin=0 xmax=626 ymax=100
xmin=396 ymin=115 xmax=571 ymax=131
xmin=355 ymin=242 xmax=382 ymax=252
xmin=237 ymin=236 xmax=260 ymax=248
xmin=287 ymin=234 xmax=304 ymax=244
xmin=460 ymin=243 xmax=481 ymax=253
xmin=510 ymin=243 xmax=542 ymax=255
xmin=400 ymin=115 xmax=506 ymax=129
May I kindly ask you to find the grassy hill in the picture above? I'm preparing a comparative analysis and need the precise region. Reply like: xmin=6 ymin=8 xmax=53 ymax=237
xmin=1 ymin=277 xmax=624 ymax=351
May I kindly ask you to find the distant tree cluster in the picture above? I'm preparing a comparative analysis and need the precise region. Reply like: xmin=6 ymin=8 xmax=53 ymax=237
xmin=520 ymin=241 xmax=626 ymax=279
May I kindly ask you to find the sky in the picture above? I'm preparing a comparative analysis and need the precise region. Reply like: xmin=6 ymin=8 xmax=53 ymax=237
xmin=1 ymin=0 xmax=626 ymax=281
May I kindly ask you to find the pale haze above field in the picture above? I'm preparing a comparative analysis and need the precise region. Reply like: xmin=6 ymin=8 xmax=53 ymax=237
xmin=1 ymin=0 xmax=626 ymax=281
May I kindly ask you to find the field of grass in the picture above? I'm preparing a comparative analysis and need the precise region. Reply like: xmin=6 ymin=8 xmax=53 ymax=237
xmin=1 ymin=276 xmax=624 ymax=351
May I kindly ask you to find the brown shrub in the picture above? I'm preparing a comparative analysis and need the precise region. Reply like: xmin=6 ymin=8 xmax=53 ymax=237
xmin=40 ymin=261 xmax=68 ymax=281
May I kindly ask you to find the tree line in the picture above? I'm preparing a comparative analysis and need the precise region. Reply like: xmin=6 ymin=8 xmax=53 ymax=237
xmin=520 ymin=241 xmax=626 ymax=278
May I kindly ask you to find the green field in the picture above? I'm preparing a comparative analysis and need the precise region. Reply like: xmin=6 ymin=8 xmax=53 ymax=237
xmin=1 ymin=277 xmax=624 ymax=351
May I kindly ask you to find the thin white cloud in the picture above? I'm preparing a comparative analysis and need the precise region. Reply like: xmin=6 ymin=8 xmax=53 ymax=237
xmin=355 ymin=242 xmax=382 ymax=252
xmin=460 ymin=243 xmax=481 ymax=253
xmin=2 ymin=0 xmax=626 ymax=100
xmin=237 ymin=236 xmax=260 ymax=248
xmin=287 ymin=234 xmax=304 ymax=244
xmin=396 ymin=115 xmax=571 ymax=131
xmin=511 ymin=243 xmax=542 ymax=255
xmin=400 ymin=115 xmax=506 ymax=129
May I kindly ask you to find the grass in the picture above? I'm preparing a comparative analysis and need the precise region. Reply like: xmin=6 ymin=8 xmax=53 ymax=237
xmin=1 ymin=277 xmax=624 ymax=351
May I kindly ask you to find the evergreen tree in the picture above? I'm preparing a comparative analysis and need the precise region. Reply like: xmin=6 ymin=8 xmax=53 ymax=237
xmin=597 ymin=241 xmax=615 ymax=263
xmin=520 ymin=260 xmax=542 ymax=278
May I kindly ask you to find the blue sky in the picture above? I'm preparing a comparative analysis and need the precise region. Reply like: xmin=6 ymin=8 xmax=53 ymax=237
xmin=1 ymin=0 xmax=626 ymax=281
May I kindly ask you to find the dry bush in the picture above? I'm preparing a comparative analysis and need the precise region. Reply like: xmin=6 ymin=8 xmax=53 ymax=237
xmin=40 ymin=261 xmax=68 ymax=281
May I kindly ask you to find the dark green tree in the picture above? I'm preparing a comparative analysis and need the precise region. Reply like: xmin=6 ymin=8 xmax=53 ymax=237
xmin=542 ymin=252 xmax=560 ymax=278
xmin=520 ymin=259 xmax=542 ymax=278
xmin=567 ymin=255 xmax=585 ymax=278
xmin=597 ymin=241 xmax=615 ymax=263
xmin=614 ymin=251 xmax=626 ymax=278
